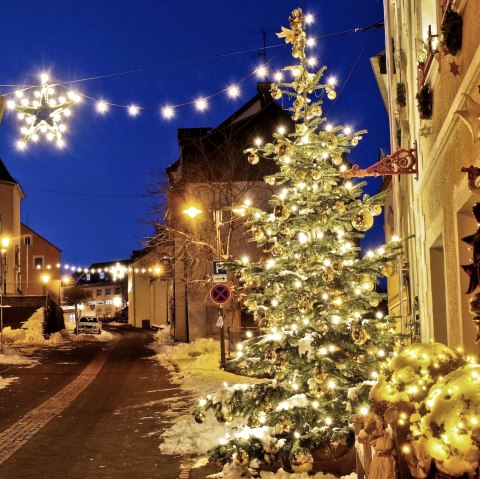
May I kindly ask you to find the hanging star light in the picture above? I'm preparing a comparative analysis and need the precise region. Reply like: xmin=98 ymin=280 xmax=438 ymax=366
xmin=455 ymin=93 xmax=480 ymax=144
xmin=6 ymin=74 xmax=81 ymax=149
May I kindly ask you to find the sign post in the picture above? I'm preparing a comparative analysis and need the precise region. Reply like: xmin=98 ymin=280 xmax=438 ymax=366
xmin=210 ymin=283 xmax=231 ymax=368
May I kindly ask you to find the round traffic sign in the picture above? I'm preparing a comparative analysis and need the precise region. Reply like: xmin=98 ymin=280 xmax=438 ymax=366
xmin=210 ymin=283 xmax=231 ymax=304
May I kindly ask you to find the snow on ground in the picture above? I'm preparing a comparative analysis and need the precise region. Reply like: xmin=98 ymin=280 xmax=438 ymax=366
xmin=152 ymin=329 xmax=357 ymax=478
xmin=0 ymin=376 xmax=18 ymax=390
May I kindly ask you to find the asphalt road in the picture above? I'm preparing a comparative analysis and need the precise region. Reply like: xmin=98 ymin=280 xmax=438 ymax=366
xmin=0 ymin=327 xmax=187 ymax=479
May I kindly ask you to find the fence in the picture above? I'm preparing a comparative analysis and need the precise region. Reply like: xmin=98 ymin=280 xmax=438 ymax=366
xmin=3 ymin=282 xmax=51 ymax=297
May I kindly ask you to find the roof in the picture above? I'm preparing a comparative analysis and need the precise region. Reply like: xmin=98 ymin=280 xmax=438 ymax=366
xmin=21 ymin=223 xmax=62 ymax=252
xmin=166 ymin=82 xmax=293 ymax=184
xmin=0 ymin=158 xmax=25 ymax=198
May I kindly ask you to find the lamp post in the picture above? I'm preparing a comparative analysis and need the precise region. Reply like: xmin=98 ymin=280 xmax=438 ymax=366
xmin=183 ymin=205 xmax=227 ymax=367
xmin=0 ymin=236 xmax=10 ymax=354
xmin=42 ymin=274 xmax=50 ymax=339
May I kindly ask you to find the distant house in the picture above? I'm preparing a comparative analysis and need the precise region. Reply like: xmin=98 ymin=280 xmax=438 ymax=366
xmin=20 ymin=223 xmax=61 ymax=295
xmin=65 ymin=260 xmax=129 ymax=320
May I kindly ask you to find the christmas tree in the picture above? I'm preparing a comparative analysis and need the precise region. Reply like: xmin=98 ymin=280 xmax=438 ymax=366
xmin=193 ymin=8 xmax=402 ymax=474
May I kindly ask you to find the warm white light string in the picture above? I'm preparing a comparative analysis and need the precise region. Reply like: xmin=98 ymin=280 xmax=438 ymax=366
xmin=0 ymin=17 xmax=385 ymax=150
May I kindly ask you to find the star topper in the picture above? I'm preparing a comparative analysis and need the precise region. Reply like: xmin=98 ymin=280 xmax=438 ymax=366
xmin=6 ymin=73 xmax=81 ymax=150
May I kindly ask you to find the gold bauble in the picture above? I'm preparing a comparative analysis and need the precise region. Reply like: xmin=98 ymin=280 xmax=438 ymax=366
xmin=351 ymin=324 xmax=369 ymax=345
xmin=322 ymin=268 xmax=335 ymax=283
xmin=381 ymin=261 xmax=395 ymax=277
xmin=327 ymin=89 xmax=337 ymax=100
xmin=331 ymin=260 xmax=343 ymax=274
xmin=370 ymin=298 xmax=380 ymax=307
xmin=370 ymin=204 xmax=383 ymax=216
xmin=248 ymin=153 xmax=259 ymax=165
xmin=351 ymin=137 xmax=359 ymax=146
xmin=265 ymin=176 xmax=276 ymax=185
xmin=335 ymin=201 xmax=346 ymax=213
xmin=361 ymin=276 xmax=375 ymax=292
xmin=290 ymin=448 xmax=314 ymax=473
xmin=294 ymin=96 xmax=305 ymax=109
xmin=332 ymin=156 xmax=343 ymax=166
xmin=194 ymin=411 xmax=206 ymax=424
xmin=328 ymin=136 xmax=338 ymax=148
xmin=351 ymin=208 xmax=374 ymax=232
xmin=271 ymin=84 xmax=282 ymax=100
xmin=215 ymin=410 xmax=233 ymax=423
xmin=313 ymin=367 xmax=327 ymax=384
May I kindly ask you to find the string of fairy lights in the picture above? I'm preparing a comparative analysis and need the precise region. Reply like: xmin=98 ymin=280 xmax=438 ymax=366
xmin=0 ymin=14 xmax=383 ymax=150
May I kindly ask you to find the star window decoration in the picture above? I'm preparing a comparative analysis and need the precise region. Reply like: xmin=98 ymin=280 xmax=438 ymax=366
xmin=6 ymin=74 xmax=81 ymax=150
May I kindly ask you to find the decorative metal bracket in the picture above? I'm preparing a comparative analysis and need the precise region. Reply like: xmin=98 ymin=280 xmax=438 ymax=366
xmin=340 ymin=144 xmax=418 ymax=180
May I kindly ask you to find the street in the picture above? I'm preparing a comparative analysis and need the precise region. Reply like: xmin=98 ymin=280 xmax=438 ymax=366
xmin=0 ymin=327 xmax=187 ymax=479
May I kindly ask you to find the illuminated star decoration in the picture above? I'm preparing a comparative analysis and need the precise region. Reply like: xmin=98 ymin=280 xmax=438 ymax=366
xmin=7 ymin=74 xmax=81 ymax=150
xmin=455 ymin=93 xmax=480 ymax=143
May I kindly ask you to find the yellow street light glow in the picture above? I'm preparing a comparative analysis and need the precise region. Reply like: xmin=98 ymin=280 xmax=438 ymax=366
xmin=183 ymin=206 xmax=202 ymax=218
xmin=162 ymin=106 xmax=174 ymax=119
xmin=195 ymin=98 xmax=207 ymax=111
xmin=42 ymin=274 xmax=50 ymax=283
xmin=113 ymin=296 xmax=122 ymax=308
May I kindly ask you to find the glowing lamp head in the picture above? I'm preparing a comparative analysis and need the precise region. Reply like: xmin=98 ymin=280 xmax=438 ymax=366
xmin=113 ymin=296 xmax=122 ymax=308
xmin=183 ymin=206 xmax=202 ymax=219
xmin=42 ymin=274 xmax=50 ymax=284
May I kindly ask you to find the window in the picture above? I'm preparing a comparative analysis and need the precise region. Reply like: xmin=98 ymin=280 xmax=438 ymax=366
xmin=115 ymin=287 xmax=121 ymax=295
xmin=86 ymin=273 xmax=91 ymax=281
xmin=23 ymin=235 xmax=32 ymax=246
xmin=99 ymin=272 xmax=105 ymax=280
xmin=96 ymin=289 xmax=102 ymax=297
xmin=33 ymin=256 xmax=44 ymax=269
xmin=105 ymin=288 xmax=111 ymax=296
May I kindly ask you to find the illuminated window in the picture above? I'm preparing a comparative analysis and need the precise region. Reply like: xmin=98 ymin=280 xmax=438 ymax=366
xmin=96 ymin=289 xmax=102 ymax=297
xmin=33 ymin=256 xmax=44 ymax=269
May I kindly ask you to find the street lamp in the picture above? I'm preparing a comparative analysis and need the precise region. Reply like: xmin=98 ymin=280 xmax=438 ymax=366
xmin=183 ymin=204 xmax=227 ymax=367
xmin=0 ymin=236 xmax=10 ymax=354
xmin=42 ymin=274 xmax=49 ymax=339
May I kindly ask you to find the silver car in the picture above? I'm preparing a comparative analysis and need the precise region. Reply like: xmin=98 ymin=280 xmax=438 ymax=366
xmin=77 ymin=317 xmax=102 ymax=334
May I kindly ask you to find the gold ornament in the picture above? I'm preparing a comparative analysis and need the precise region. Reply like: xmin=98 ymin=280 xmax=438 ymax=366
xmin=265 ymin=176 xmax=276 ymax=185
xmin=307 ymin=104 xmax=322 ymax=119
xmin=271 ymin=84 xmax=282 ymax=100
xmin=294 ymin=96 xmax=305 ymax=109
xmin=352 ymin=208 xmax=374 ymax=232
xmin=332 ymin=156 xmax=343 ymax=166
xmin=248 ymin=153 xmax=259 ymax=165
xmin=331 ymin=260 xmax=343 ymax=274
xmin=215 ymin=410 xmax=233 ymax=423
xmin=322 ymin=268 xmax=335 ymax=283
xmin=351 ymin=136 xmax=359 ymax=146
xmin=370 ymin=298 xmax=380 ymax=307
xmin=370 ymin=204 xmax=383 ymax=216
xmin=328 ymin=136 xmax=339 ymax=148
xmin=335 ymin=201 xmax=346 ymax=213
xmin=381 ymin=261 xmax=395 ymax=277
xmin=290 ymin=448 xmax=314 ymax=473
xmin=194 ymin=411 xmax=206 ymax=424
xmin=351 ymin=324 xmax=369 ymax=345
xmin=313 ymin=367 xmax=327 ymax=384
xmin=327 ymin=89 xmax=337 ymax=100
xmin=361 ymin=276 xmax=375 ymax=292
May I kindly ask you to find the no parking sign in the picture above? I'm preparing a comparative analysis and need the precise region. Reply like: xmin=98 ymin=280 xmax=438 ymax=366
xmin=210 ymin=284 xmax=231 ymax=305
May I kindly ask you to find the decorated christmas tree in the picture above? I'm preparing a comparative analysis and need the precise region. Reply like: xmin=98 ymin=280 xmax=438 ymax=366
xmin=193 ymin=8 xmax=402 ymax=475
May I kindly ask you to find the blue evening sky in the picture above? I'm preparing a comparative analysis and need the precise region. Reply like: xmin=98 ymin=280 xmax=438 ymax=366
xmin=0 ymin=0 xmax=389 ymax=267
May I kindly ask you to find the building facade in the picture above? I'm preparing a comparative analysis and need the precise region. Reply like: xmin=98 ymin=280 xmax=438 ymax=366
xmin=380 ymin=0 xmax=480 ymax=353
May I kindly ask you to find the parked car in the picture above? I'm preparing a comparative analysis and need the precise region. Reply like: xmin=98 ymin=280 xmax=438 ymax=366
xmin=76 ymin=317 xmax=102 ymax=334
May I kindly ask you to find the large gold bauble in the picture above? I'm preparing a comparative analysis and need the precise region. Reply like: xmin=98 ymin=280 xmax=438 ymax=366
xmin=361 ymin=276 xmax=375 ymax=292
xmin=248 ymin=153 xmax=259 ymax=165
xmin=381 ymin=261 xmax=395 ymax=277
xmin=313 ymin=367 xmax=327 ymax=384
xmin=370 ymin=204 xmax=383 ymax=216
xmin=194 ymin=411 xmax=206 ymax=424
xmin=370 ymin=298 xmax=380 ymax=307
xmin=290 ymin=448 xmax=314 ymax=473
xmin=327 ymin=89 xmax=337 ymax=100
xmin=351 ymin=208 xmax=374 ymax=232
